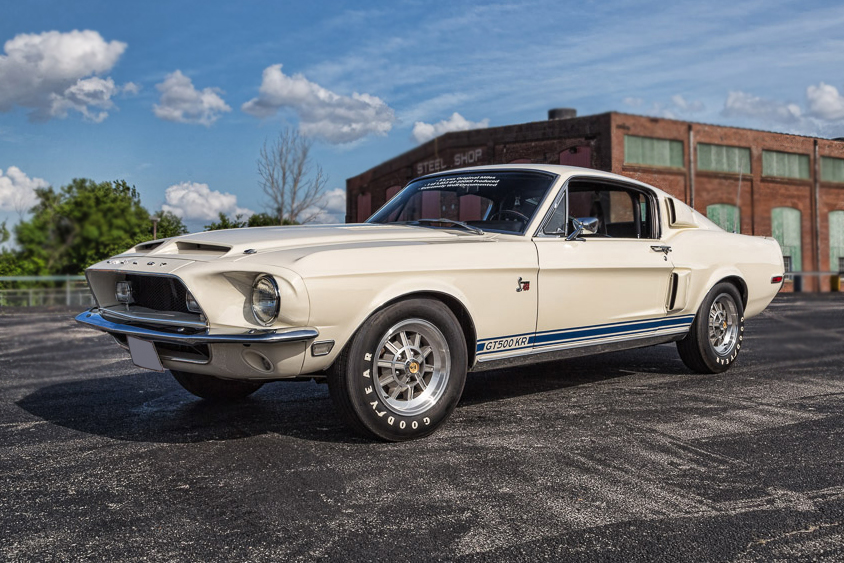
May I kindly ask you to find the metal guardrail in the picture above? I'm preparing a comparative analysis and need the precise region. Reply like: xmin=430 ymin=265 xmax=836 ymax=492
xmin=0 ymin=275 xmax=95 ymax=307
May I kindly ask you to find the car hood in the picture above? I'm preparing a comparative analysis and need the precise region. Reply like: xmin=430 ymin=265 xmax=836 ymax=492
xmin=124 ymin=223 xmax=495 ymax=261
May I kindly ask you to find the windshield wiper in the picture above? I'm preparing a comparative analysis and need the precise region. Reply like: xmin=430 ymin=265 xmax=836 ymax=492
xmin=405 ymin=218 xmax=485 ymax=235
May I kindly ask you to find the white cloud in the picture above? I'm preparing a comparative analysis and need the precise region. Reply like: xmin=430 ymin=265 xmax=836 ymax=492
xmin=122 ymin=81 xmax=141 ymax=95
xmin=153 ymin=70 xmax=231 ymax=126
xmin=305 ymin=188 xmax=347 ymax=224
xmin=671 ymin=95 xmax=704 ymax=113
xmin=161 ymin=181 xmax=252 ymax=221
xmin=0 ymin=166 xmax=48 ymax=213
xmin=0 ymin=30 xmax=127 ymax=122
xmin=412 ymin=112 xmax=490 ymax=144
xmin=622 ymin=95 xmax=704 ymax=119
xmin=721 ymin=91 xmax=802 ymax=124
xmin=48 ymin=76 xmax=118 ymax=123
xmin=806 ymin=82 xmax=844 ymax=121
xmin=242 ymin=64 xmax=395 ymax=144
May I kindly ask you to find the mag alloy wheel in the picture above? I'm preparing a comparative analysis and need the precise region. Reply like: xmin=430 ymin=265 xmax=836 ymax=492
xmin=373 ymin=319 xmax=451 ymax=417
xmin=708 ymin=293 xmax=739 ymax=356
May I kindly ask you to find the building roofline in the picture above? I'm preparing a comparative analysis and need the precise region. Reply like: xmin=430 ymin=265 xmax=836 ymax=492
xmin=612 ymin=111 xmax=844 ymax=142
xmin=347 ymin=110 xmax=844 ymax=183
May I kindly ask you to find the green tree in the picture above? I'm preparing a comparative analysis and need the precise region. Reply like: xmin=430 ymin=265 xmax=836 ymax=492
xmin=204 ymin=213 xmax=248 ymax=231
xmin=15 ymin=179 xmax=152 ymax=275
xmin=248 ymin=212 xmax=297 ymax=227
xmin=151 ymin=210 xmax=188 ymax=238
xmin=204 ymin=211 xmax=298 ymax=231
xmin=0 ymin=220 xmax=8 ymax=245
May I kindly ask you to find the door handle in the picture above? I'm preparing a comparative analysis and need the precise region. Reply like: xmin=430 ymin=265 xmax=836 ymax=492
xmin=651 ymin=245 xmax=672 ymax=256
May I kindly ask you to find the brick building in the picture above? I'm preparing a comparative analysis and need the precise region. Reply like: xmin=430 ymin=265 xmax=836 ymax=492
xmin=346 ymin=110 xmax=844 ymax=291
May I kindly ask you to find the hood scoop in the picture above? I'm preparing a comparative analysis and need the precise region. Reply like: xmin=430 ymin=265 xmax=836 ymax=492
xmin=174 ymin=241 xmax=231 ymax=256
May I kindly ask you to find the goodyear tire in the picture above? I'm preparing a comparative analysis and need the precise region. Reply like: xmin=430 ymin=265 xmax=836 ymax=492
xmin=170 ymin=370 xmax=263 ymax=400
xmin=677 ymin=282 xmax=745 ymax=374
xmin=328 ymin=298 xmax=468 ymax=441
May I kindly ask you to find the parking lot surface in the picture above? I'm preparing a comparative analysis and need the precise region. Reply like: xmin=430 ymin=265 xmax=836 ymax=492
xmin=2 ymin=295 xmax=844 ymax=562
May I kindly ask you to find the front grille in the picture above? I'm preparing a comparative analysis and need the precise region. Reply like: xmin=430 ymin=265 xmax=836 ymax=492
xmin=125 ymin=274 xmax=189 ymax=313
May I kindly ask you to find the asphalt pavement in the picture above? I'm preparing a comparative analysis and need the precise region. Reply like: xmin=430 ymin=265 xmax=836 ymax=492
xmin=2 ymin=295 xmax=844 ymax=562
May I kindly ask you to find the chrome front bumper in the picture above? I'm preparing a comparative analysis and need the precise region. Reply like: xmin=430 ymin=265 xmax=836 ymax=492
xmin=75 ymin=309 xmax=319 ymax=345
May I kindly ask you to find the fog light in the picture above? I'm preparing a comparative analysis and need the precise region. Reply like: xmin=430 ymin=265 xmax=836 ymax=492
xmin=185 ymin=290 xmax=202 ymax=313
xmin=311 ymin=340 xmax=335 ymax=357
xmin=116 ymin=281 xmax=133 ymax=304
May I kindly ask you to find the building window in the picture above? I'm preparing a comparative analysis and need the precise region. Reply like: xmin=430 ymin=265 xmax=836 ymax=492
xmin=830 ymin=211 xmax=844 ymax=273
xmin=697 ymin=144 xmax=750 ymax=174
xmin=762 ymin=150 xmax=810 ymax=180
xmin=624 ymin=135 xmax=684 ymax=168
xmin=707 ymin=203 xmax=741 ymax=233
xmin=821 ymin=156 xmax=844 ymax=183
xmin=772 ymin=207 xmax=802 ymax=274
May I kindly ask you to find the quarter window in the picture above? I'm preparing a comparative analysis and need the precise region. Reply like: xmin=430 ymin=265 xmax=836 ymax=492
xmin=624 ymin=135 xmax=684 ymax=168
xmin=821 ymin=156 xmax=844 ymax=183
xmin=697 ymin=144 xmax=750 ymax=174
xmin=762 ymin=150 xmax=810 ymax=180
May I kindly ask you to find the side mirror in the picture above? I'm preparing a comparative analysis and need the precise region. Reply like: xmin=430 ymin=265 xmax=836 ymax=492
xmin=566 ymin=217 xmax=599 ymax=241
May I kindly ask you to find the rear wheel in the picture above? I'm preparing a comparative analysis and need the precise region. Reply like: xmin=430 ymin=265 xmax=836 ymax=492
xmin=170 ymin=369 xmax=263 ymax=401
xmin=328 ymin=298 xmax=467 ymax=441
xmin=677 ymin=282 xmax=745 ymax=374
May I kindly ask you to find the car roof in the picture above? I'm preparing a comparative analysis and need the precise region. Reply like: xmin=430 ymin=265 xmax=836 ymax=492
xmin=419 ymin=164 xmax=672 ymax=199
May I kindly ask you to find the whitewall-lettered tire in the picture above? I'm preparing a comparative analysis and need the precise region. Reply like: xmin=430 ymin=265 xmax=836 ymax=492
xmin=328 ymin=298 xmax=468 ymax=441
xmin=677 ymin=282 xmax=745 ymax=374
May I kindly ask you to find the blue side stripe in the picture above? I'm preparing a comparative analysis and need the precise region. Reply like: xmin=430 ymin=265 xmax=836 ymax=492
xmin=476 ymin=315 xmax=694 ymax=355
xmin=534 ymin=316 xmax=693 ymax=345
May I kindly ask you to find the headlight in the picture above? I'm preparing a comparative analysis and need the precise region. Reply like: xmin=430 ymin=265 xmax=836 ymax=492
xmin=251 ymin=275 xmax=280 ymax=326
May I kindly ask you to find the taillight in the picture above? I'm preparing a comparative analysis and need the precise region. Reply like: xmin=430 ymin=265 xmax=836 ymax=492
xmin=771 ymin=275 xmax=784 ymax=284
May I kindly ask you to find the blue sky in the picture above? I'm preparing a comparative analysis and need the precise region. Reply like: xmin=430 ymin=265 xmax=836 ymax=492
xmin=2 ymin=0 xmax=844 ymax=235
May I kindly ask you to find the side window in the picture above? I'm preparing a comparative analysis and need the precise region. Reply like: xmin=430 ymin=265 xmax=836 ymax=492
xmin=564 ymin=181 xmax=657 ymax=239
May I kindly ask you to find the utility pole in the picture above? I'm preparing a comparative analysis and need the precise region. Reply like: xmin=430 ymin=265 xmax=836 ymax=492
xmin=150 ymin=216 xmax=160 ymax=240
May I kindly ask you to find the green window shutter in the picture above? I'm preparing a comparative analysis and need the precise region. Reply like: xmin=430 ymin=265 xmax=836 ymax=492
xmin=821 ymin=157 xmax=844 ymax=183
xmin=697 ymin=144 xmax=751 ymax=173
xmin=763 ymin=150 xmax=810 ymax=179
xmin=772 ymin=207 xmax=802 ymax=271
xmin=624 ymin=135 xmax=684 ymax=168
xmin=830 ymin=211 xmax=844 ymax=272
xmin=706 ymin=204 xmax=740 ymax=233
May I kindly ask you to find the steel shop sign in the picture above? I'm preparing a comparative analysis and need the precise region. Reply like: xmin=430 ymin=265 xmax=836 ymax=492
xmin=416 ymin=148 xmax=485 ymax=175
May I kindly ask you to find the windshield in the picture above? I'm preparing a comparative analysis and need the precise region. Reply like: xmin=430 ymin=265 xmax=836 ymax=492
xmin=367 ymin=170 xmax=558 ymax=234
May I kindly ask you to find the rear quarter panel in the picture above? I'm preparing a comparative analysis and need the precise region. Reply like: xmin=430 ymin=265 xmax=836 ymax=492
xmin=666 ymin=229 xmax=783 ymax=319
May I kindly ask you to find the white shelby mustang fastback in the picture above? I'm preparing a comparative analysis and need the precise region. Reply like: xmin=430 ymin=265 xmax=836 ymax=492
xmin=77 ymin=165 xmax=784 ymax=441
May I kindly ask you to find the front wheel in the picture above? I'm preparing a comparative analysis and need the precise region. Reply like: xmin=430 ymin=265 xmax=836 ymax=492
xmin=328 ymin=298 xmax=468 ymax=441
xmin=677 ymin=282 xmax=745 ymax=374
xmin=170 ymin=370 xmax=264 ymax=401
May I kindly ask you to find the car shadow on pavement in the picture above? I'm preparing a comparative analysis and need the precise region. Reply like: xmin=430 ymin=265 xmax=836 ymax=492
xmin=16 ymin=346 xmax=688 ymax=444
xmin=460 ymin=345 xmax=690 ymax=406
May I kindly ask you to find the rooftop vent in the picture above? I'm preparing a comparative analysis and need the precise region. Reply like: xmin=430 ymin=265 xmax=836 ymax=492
xmin=548 ymin=108 xmax=577 ymax=120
